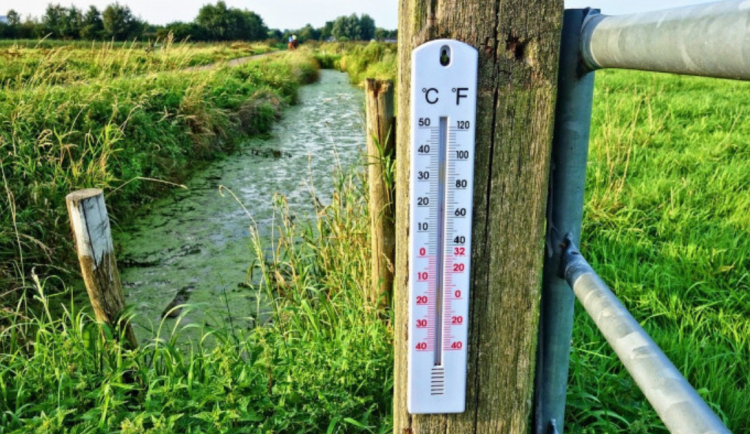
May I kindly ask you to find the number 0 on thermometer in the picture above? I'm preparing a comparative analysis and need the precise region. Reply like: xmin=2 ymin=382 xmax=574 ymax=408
xmin=408 ymin=40 xmax=478 ymax=414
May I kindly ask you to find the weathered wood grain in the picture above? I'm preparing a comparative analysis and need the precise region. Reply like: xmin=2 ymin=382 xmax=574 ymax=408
xmin=67 ymin=189 xmax=137 ymax=348
xmin=393 ymin=1 xmax=563 ymax=432
xmin=365 ymin=79 xmax=397 ymax=307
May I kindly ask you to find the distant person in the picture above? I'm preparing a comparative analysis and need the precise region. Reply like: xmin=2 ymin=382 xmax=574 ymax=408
xmin=288 ymin=35 xmax=299 ymax=50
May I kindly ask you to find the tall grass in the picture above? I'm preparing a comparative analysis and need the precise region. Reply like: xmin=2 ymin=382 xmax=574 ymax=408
xmin=0 ymin=38 xmax=271 ymax=88
xmin=310 ymin=42 xmax=396 ymax=86
xmin=0 ymin=170 xmax=392 ymax=433
xmin=0 ymin=51 xmax=319 ymax=302
xmin=566 ymin=70 xmax=750 ymax=432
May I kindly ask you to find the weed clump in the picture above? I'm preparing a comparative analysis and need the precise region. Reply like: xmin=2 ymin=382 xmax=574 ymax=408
xmin=311 ymin=42 xmax=396 ymax=85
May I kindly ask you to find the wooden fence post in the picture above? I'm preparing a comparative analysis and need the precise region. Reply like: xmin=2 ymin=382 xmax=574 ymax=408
xmin=365 ymin=78 xmax=396 ymax=307
xmin=393 ymin=1 xmax=563 ymax=432
xmin=66 ymin=189 xmax=137 ymax=348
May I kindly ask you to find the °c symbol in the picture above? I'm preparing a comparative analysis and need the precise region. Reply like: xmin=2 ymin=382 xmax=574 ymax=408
xmin=425 ymin=87 xmax=439 ymax=104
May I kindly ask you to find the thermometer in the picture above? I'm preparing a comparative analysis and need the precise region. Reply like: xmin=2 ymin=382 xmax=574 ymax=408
xmin=408 ymin=40 xmax=478 ymax=414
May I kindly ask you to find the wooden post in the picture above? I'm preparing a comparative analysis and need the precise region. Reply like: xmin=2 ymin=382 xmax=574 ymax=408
xmin=365 ymin=78 xmax=396 ymax=307
xmin=393 ymin=1 xmax=562 ymax=432
xmin=66 ymin=189 xmax=137 ymax=348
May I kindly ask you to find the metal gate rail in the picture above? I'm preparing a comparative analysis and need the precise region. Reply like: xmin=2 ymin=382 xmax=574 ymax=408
xmin=534 ymin=2 xmax=747 ymax=433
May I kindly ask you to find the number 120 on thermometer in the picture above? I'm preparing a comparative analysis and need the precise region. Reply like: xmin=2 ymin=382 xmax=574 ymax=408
xmin=408 ymin=40 xmax=478 ymax=414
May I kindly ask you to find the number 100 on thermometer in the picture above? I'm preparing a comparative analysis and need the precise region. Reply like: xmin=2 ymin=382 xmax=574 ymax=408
xmin=408 ymin=40 xmax=478 ymax=414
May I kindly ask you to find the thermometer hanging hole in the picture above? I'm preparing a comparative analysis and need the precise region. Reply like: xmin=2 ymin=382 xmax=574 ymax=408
xmin=440 ymin=46 xmax=451 ymax=66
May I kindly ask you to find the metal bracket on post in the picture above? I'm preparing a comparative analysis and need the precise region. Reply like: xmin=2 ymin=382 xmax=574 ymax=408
xmin=548 ymin=420 xmax=560 ymax=434
xmin=533 ymin=8 xmax=597 ymax=434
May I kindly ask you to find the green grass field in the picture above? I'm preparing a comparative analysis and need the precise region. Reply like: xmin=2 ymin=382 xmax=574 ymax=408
xmin=0 ymin=42 xmax=747 ymax=432
xmin=567 ymin=69 xmax=750 ymax=432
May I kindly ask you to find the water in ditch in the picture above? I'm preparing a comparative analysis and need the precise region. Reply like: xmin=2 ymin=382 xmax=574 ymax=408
xmin=116 ymin=70 xmax=364 ymax=342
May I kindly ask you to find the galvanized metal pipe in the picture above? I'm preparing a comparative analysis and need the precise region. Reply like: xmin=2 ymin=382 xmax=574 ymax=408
xmin=582 ymin=0 xmax=750 ymax=81
xmin=534 ymin=8 xmax=596 ymax=434
xmin=561 ymin=238 xmax=731 ymax=434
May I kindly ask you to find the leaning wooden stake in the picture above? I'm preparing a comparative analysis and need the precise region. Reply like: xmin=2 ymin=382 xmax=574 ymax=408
xmin=365 ymin=78 xmax=396 ymax=307
xmin=393 ymin=0 xmax=562 ymax=432
xmin=66 ymin=189 xmax=137 ymax=348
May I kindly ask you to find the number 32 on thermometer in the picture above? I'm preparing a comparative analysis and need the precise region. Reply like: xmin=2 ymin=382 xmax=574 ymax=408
xmin=408 ymin=40 xmax=478 ymax=414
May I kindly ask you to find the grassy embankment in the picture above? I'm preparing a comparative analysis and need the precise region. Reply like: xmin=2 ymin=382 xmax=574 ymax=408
xmin=0 ymin=39 xmax=273 ymax=87
xmin=0 ymin=45 xmax=315 ymax=297
xmin=1 ymin=41 xmax=748 ymax=433
xmin=310 ymin=41 xmax=397 ymax=85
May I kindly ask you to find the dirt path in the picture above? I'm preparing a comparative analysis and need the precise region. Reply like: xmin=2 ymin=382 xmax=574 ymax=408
xmin=187 ymin=51 xmax=279 ymax=72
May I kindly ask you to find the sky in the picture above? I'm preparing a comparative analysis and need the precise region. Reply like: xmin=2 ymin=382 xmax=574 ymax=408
xmin=1 ymin=0 xmax=721 ymax=30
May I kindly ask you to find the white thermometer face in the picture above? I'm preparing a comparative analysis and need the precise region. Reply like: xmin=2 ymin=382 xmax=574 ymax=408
xmin=408 ymin=39 xmax=478 ymax=415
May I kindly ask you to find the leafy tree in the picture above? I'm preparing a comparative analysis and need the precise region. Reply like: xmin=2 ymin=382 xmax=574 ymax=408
xmin=196 ymin=1 xmax=230 ymax=40
xmin=160 ymin=21 xmax=208 ymax=41
xmin=6 ymin=9 xmax=21 ymax=26
xmin=42 ymin=4 xmax=66 ymax=38
xmin=297 ymin=24 xmax=320 ymax=43
xmin=0 ymin=1 xmax=282 ymax=42
xmin=1 ymin=9 xmax=21 ymax=38
xmin=359 ymin=14 xmax=375 ymax=41
xmin=320 ymin=20 xmax=334 ymax=41
xmin=140 ymin=22 xmax=160 ymax=40
xmin=267 ymin=28 xmax=283 ymax=41
xmin=103 ymin=3 xmax=142 ymax=40
xmin=375 ymin=27 xmax=397 ymax=41
xmin=330 ymin=14 xmax=379 ymax=41
xmin=332 ymin=14 xmax=360 ymax=41
xmin=196 ymin=1 xmax=266 ymax=41
xmin=235 ymin=9 xmax=266 ymax=40
xmin=80 ymin=6 xmax=103 ymax=40
xmin=64 ymin=6 xmax=83 ymax=39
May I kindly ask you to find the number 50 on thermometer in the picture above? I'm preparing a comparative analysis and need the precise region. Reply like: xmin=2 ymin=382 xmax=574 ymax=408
xmin=408 ymin=40 xmax=478 ymax=414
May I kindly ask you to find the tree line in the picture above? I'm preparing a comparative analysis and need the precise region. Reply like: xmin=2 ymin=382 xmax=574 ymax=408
xmin=276 ymin=14 xmax=397 ymax=43
xmin=0 ymin=2 xmax=396 ymax=42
